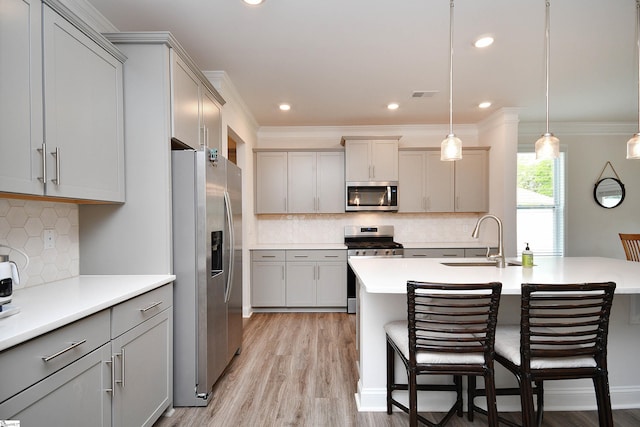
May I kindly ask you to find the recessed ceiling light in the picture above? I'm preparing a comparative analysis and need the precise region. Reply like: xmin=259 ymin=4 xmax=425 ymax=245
xmin=474 ymin=36 xmax=494 ymax=48
xmin=478 ymin=101 xmax=492 ymax=109
xmin=243 ymin=0 xmax=265 ymax=5
xmin=279 ymin=103 xmax=291 ymax=111
xmin=387 ymin=103 xmax=399 ymax=110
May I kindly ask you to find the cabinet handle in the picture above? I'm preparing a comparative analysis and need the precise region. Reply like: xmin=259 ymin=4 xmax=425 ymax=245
xmin=426 ymin=196 xmax=431 ymax=211
xmin=115 ymin=349 xmax=126 ymax=387
xmin=139 ymin=301 xmax=163 ymax=312
xmin=412 ymin=254 xmax=428 ymax=257
xmin=294 ymin=255 xmax=309 ymax=258
xmin=37 ymin=144 xmax=47 ymax=184
xmin=121 ymin=348 xmax=126 ymax=388
xmin=105 ymin=355 xmax=115 ymax=393
xmin=316 ymin=265 xmax=320 ymax=280
xmin=42 ymin=339 xmax=87 ymax=362
xmin=324 ymin=255 xmax=339 ymax=258
xmin=284 ymin=197 xmax=287 ymax=212
xmin=442 ymin=253 xmax=459 ymax=257
xmin=368 ymin=165 xmax=372 ymax=179
xmin=455 ymin=196 xmax=459 ymax=210
xmin=372 ymin=165 xmax=375 ymax=179
xmin=282 ymin=266 xmax=285 ymax=280
xmin=51 ymin=147 xmax=60 ymax=185
xmin=261 ymin=255 xmax=276 ymax=258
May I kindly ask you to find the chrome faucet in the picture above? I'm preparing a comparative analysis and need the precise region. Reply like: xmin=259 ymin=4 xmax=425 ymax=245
xmin=471 ymin=214 xmax=506 ymax=268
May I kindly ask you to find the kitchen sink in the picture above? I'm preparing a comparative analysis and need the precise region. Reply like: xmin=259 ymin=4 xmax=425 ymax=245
xmin=441 ymin=261 xmax=523 ymax=267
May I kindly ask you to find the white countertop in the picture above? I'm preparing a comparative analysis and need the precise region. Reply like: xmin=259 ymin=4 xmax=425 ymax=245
xmin=0 ymin=275 xmax=175 ymax=352
xmin=349 ymin=256 xmax=640 ymax=295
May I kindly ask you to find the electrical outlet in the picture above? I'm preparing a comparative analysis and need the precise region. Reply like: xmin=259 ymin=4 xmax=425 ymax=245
xmin=44 ymin=229 xmax=55 ymax=249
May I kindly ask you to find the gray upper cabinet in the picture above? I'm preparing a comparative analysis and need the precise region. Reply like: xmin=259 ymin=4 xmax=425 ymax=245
xmin=0 ymin=0 xmax=126 ymax=202
xmin=171 ymin=54 xmax=201 ymax=149
xmin=454 ymin=149 xmax=489 ymax=213
xmin=201 ymin=88 xmax=222 ymax=152
xmin=399 ymin=150 xmax=454 ymax=212
xmin=399 ymin=148 xmax=489 ymax=213
xmin=255 ymin=150 xmax=344 ymax=214
xmin=256 ymin=151 xmax=288 ymax=214
xmin=288 ymin=151 xmax=344 ymax=213
xmin=343 ymin=138 xmax=399 ymax=182
xmin=171 ymin=54 xmax=221 ymax=151
xmin=0 ymin=0 xmax=43 ymax=196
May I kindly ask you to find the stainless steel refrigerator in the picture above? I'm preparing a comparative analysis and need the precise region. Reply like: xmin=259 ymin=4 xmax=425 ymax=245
xmin=171 ymin=149 xmax=243 ymax=407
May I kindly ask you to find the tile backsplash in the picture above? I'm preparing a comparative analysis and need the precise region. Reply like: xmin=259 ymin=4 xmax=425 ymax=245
xmin=256 ymin=212 xmax=484 ymax=245
xmin=0 ymin=198 xmax=79 ymax=288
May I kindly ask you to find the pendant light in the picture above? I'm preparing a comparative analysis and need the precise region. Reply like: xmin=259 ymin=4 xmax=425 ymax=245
xmin=534 ymin=0 xmax=560 ymax=160
xmin=627 ymin=0 xmax=640 ymax=159
xmin=441 ymin=0 xmax=462 ymax=161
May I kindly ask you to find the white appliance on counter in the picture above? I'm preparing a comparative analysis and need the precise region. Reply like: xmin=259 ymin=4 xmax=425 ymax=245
xmin=171 ymin=149 xmax=243 ymax=406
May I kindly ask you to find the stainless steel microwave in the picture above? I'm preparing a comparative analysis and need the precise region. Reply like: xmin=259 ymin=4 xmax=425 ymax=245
xmin=345 ymin=182 xmax=398 ymax=212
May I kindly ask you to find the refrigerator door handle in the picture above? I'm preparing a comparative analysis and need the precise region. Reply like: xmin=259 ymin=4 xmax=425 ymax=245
xmin=224 ymin=190 xmax=234 ymax=303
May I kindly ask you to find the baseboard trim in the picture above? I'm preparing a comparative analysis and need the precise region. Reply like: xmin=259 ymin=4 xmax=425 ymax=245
xmin=356 ymin=384 xmax=640 ymax=412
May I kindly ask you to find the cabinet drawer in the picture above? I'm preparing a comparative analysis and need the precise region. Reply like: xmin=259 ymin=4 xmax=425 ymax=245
xmin=286 ymin=250 xmax=347 ymax=262
xmin=404 ymin=248 xmax=464 ymax=258
xmin=111 ymin=284 xmax=173 ymax=338
xmin=0 ymin=342 xmax=111 ymax=424
xmin=0 ymin=309 xmax=110 ymax=403
xmin=251 ymin=250 xmax=285 ymax=261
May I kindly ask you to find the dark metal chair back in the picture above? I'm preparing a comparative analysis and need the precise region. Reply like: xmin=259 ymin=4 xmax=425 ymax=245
xmin=520 ymin=282 xmax=616 ymax=374
xmin=407 ymin=280 xmax=502 ymax=370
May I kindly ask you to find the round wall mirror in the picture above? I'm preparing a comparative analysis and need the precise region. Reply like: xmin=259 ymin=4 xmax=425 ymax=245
xmin=593 ymin=177 xmax=625 ymax=209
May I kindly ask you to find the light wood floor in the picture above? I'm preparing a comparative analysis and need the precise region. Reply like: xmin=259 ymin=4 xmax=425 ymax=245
xmin=153 ymin=313 xmax=640 ymax=426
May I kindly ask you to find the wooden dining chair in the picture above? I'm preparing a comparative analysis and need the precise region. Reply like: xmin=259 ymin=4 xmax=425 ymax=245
xmin=619 ymin=233 xmax=640 ymax=262
xmin=469 ymin=282 xmax=616 ymax=427
xmin=385 ymin=281 xmax=502 ymax=427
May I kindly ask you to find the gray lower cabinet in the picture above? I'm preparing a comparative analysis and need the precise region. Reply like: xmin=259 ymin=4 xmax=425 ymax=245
xmin=111 ymin=284 xmax=173 ymax=427
xmin=403 ymin=248 xmax=497 ymax=258
xmin=251 ymin=250 xmax=286 ymax=307
xmin=0 ymin=309 xmax=112 ymax=425
xmin=111 ymin=309 xmax=172 ymax=427
xmin=0 ymin=342 xmax=112 ymax=426
xmin=403 ymin=248 xmax=465 ymax=258
xmin=252 ymin=250 xmax=347 ymax=309
xmin=0 ymin=284 xmax=173 ymax=427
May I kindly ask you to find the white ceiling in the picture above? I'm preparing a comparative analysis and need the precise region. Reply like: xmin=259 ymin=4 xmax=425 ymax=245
xmin=85 ymin=0 xmax=638 ymax=128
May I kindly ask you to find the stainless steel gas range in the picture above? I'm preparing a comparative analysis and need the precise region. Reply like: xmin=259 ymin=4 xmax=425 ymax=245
xmin=344 ymin=225 xmax=403 ymax=313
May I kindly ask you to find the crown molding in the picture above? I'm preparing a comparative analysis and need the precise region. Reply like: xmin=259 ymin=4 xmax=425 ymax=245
xmin=204 ymin=71 xmax=259 ymax=130
xmin=519 ymin=121 xmax=636 ymax=136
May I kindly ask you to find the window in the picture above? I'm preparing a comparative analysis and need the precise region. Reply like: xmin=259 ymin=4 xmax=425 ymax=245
xmin=516 ymin=149 xmax=565 ymax=256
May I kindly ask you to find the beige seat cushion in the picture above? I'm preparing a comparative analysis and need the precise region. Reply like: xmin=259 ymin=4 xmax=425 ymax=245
xmin=384 ymin=320 xmax=485 ymax=365
xmin=495 ymin=325 xmax=597 ymax=369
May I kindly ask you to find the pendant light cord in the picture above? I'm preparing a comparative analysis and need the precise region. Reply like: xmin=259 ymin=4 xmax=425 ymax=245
xmin=448 ymin=0 xmax=454 ymax=136
xmin=636 ymin=0 xmax=640 ymax=132
xmin=544 ymin=0 xmax=551 ymax=135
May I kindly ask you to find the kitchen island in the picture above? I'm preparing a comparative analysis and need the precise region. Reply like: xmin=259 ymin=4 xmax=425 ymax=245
xmin=349 ymin=256 xmax=640 ymax=413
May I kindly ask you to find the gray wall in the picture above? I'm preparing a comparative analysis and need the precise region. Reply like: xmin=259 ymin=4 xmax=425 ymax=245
xmin=521 ymin=124 xmax=640 ymax=260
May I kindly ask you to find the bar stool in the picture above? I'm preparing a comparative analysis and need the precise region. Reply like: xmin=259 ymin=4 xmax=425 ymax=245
xmin=468 ymin=282 xmax=616 ymax=427
xmin=385 ymin=281 xmax=502 ymax=427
